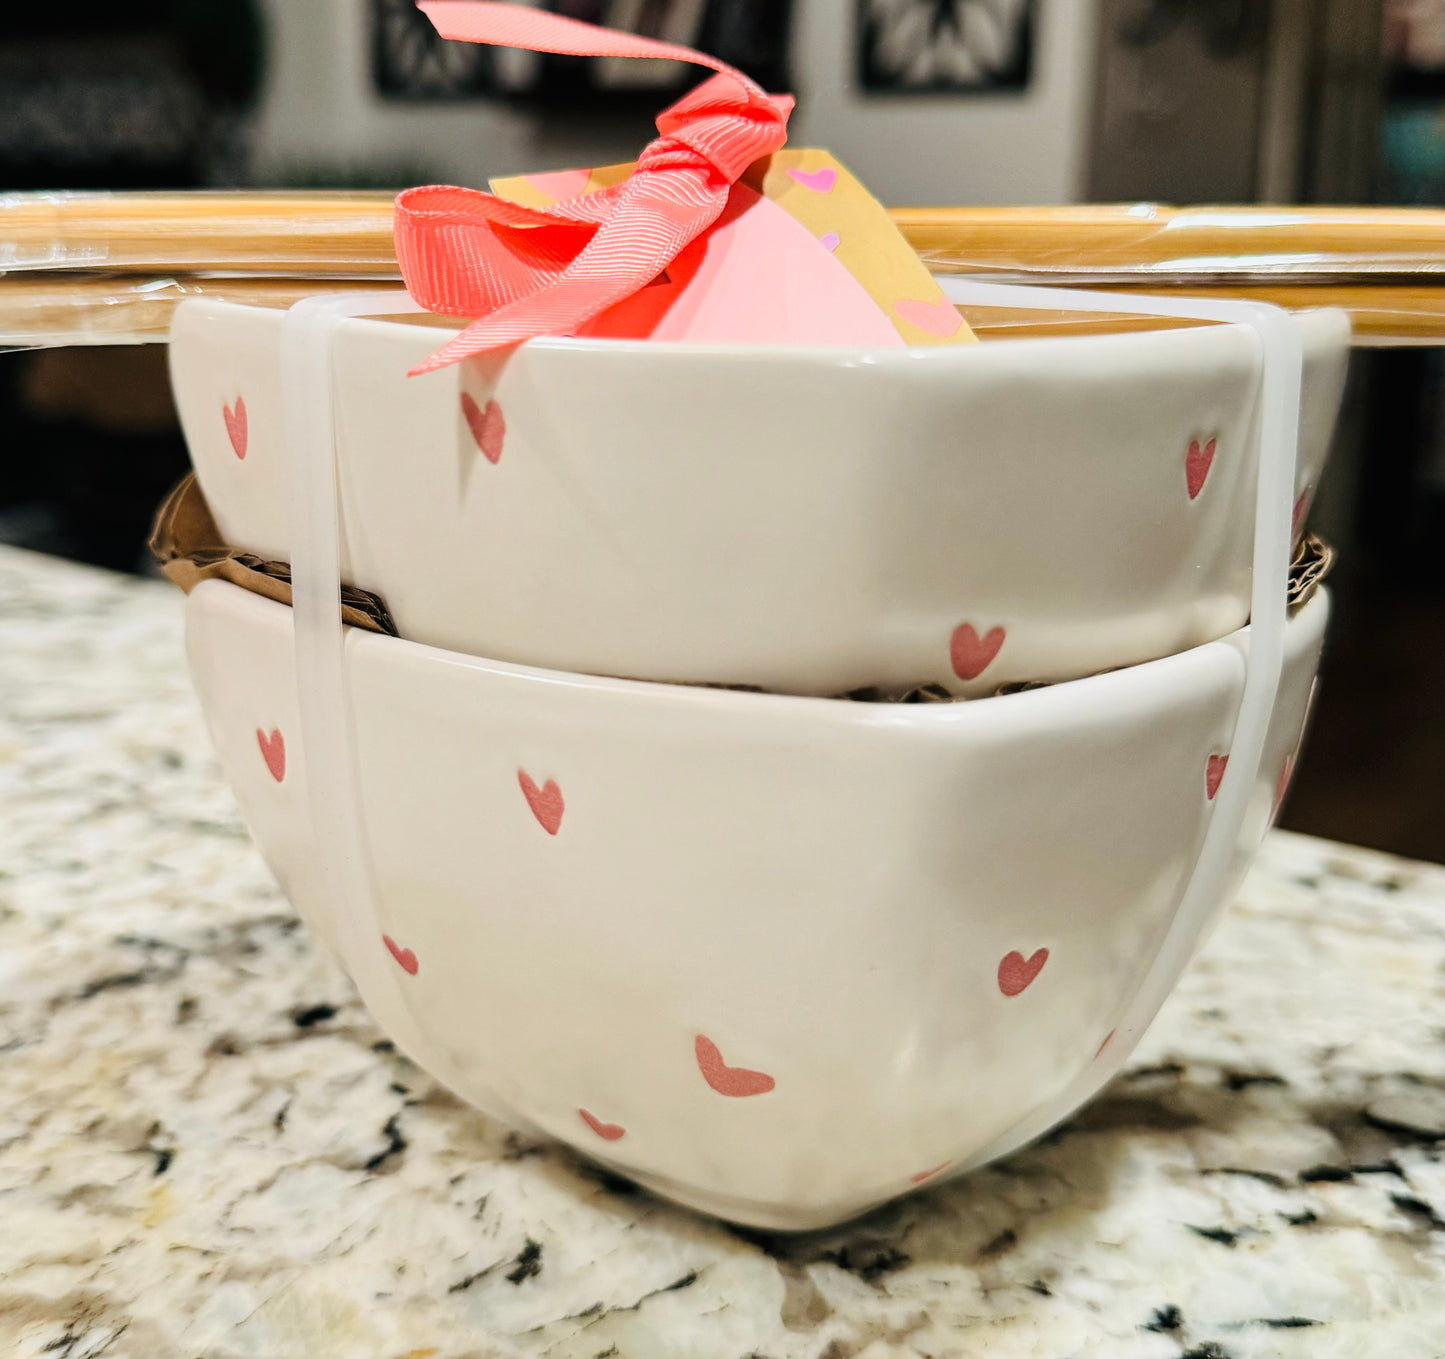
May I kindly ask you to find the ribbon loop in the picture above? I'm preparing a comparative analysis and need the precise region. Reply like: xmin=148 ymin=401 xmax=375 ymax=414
xmin=394 ymin=2 xmax=792 ymax=372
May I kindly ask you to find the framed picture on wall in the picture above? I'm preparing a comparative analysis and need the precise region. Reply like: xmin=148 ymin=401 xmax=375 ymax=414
xmin=373 ymin=0 xmax=793 ymax=104
xmin=858 ymin=0 xmax=1034 ymax=94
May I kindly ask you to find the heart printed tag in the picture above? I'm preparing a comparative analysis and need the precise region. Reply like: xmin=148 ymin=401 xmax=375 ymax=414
xmin=490 ymin=149 xmax=976 ymax=349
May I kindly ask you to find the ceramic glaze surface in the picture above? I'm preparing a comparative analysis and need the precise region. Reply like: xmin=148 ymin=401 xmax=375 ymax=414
xmin=169 ymin=301 xmax=1349 ymax=696
xmin=184 ymin=581 xmax=1327 ymax=1228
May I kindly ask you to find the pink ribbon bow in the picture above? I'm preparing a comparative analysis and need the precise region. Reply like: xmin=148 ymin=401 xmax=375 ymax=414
xmin=393 ymin=1 xmax=794 ymax=373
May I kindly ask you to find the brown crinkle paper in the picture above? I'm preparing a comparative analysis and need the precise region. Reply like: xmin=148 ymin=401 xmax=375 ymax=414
xmin=150 ymin=474 xmax=1333 ymax=702
xmin=148 ymin=474 xmax=398 ymax=637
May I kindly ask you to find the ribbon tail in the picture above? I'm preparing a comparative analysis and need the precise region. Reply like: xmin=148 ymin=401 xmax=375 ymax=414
xmin=418 ymin=1 xmax=758 ymax=86
xmin=397 ymin=1 xmax=792 ymax=369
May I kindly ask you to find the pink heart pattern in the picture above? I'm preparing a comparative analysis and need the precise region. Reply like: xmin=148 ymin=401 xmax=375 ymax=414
xmin=950 ymin=623 xmax=1006 ymax=681
xmin=1186 ymin=437 xmax=1217 ymax=500
xmin=1292 ymin=488 xmax=1311 ymax=537
xmin=695 ymin=1034 xmax=775 ymax=1097
xmin=461 ymin=393 xmax=505 ymax=464
xmin=998 ymin=948 xmax=1048 ymax=997
xmin=1274 ymin=754 xmax=1297 ymax=816
xmin=579 ymin=1108 xmax=626 ymax=1141
xmin=518 ymin=770 xmax=565 ymax=835
xmin=818 ymin=231 xmax=841 ymax=252
xmin=786 ymin=165 xmax=837 ymax=193
xmin=1206 ymin=753 xmax=1228 ymax=800
xmin=383 ymin=934 xmax=419 ymax=976
xmin=256 ymin=727 xmax=285 ymax=782
xmin=301 ymin=601 xmax=1115 ymax=1139
xmin=894 ymin=296 xmax=963 ymax=339
xmin=223 ymin=397 xmax=248 ymax=460
xmin=910 ymin=1161 xmax=950 ymax=1185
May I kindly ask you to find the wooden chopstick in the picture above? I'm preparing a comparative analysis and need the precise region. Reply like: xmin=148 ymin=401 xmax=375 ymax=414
xmin=3 ymin=192 xmax=1439 ymax=279
xmin=892 ymin=204 xmax=1445 ymax=281
xmin=1 ymin=195 xmax=1440 ymax=345
xmin=0 ymin=191 xmax=398 ymax=275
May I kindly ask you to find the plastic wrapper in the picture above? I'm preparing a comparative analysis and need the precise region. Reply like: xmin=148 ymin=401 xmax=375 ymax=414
xmin=898 ymin=203 xmax=1445 ymax=347
xmin=3 ymin=271 xmax=1435 ymax=350
xmin=0 ymin=192 xmax=1439 ymax=347
xmin=946 ymin=284 xmax=1445 ymax=347
xmin=0 ymin=191 xmax=397 ymax=276
xmin=0 ymin=274 xmax=398 ymax=350
xmin=894 ymin=204 xmax=1444 ymax=281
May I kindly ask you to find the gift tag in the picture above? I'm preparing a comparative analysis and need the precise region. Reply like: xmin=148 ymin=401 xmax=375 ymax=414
xmin=491 ymin=150 xmax=976 ymax=348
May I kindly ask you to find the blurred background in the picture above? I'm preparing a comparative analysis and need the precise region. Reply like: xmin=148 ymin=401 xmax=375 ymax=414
xmin=0 ymin=0 xmax=1441 ymax=860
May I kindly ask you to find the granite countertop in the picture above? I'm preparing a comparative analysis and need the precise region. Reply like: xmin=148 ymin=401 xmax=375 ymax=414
xmin=1 ymin=542 xmax=1442 ymax=1359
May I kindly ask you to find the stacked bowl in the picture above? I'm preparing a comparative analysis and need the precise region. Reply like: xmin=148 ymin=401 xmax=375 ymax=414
xmin=169 ymin=296 xmax=1349 ymax=1228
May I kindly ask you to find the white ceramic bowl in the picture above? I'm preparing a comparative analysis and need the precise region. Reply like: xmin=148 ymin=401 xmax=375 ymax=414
xmin=185 ymin=578 xmax=1327 ymax=1229
xmin=170 ymin=300 xmax=1348 ymax=697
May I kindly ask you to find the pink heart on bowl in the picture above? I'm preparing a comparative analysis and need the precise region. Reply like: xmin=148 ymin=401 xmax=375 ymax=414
xmin=695 ymin=1035 xmax=775 ymax=1097
xmin=910 ymin=1161 xmax=950 ymax=1185
xmin=223 ymin=397 xmax=248 ymax=460
xmin=786 ymin=165 xmax=837 ymax=193
xmin=1274 ymin=753 xmax=1297 ymax=815
xmin=895 ymin=296 xmax=963 ymax=338
xmin=1206 ymin=753 xmax=1228 ymax=800
xmin=998 ymin=948 xmax=1048 ymax=997
xmin=1292 ymin=488 xmax=1311 ymax=537
xmin=818 ymin=231 xmax=841 ymax=252
xmin=1186 ymin=437 xmax=1217 ymax=500
xmin=518 ymin=770 xmax=564 ymax=835
xmin=256 ymin=727 xmax=285 ymax=782
xmin=383 ymin=934 xmax=419 ymax=976
xmin=950 ymin=623 xmax=1005 ymax=681
xmin=461 ymin=393 xmax=505 ymax=464
xmin=579 ymin=1108 xmax=626 ymax=1141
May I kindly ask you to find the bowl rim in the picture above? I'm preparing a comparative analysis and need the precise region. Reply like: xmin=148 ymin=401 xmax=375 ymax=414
xmin=190 ymin=577 xmax=1328 ymax=732
xmin=173 ymin=294 xmax=1322 ymax=372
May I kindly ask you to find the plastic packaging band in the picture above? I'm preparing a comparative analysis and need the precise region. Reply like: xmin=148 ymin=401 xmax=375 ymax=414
xmin=935 ymin=277 xmax=1301 ymax=1174
xmin=280 ymin=290 xmax=435 ymax=1069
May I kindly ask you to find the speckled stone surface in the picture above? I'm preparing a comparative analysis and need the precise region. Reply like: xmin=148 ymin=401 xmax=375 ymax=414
xmin=1 ymin=543 xmax=1442 ymax=1359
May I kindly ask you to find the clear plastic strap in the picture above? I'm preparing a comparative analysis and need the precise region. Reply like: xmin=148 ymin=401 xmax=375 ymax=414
xmin=936 ymin=277 xmax=1301 ymax=1170
xmin=280 ymin=290 xmax=429 ymax=1060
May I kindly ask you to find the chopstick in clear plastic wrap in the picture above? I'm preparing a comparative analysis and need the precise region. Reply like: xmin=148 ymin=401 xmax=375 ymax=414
xmin=891 ymin=204 xmax=1444 ymax=282
xmin=1 ymin=193 xmax=1439 ymax=347
xmin=894 ymin=203 xmax=1445 ymax=347
xmin=0 ymin=275 xmax=402 ymax=350
xmin=0 ymin=191 xmax=398 ymax=276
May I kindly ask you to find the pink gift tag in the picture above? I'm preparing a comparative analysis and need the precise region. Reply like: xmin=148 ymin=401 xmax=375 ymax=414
xmin=576 ymin=184 xmax=904 ymax=347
